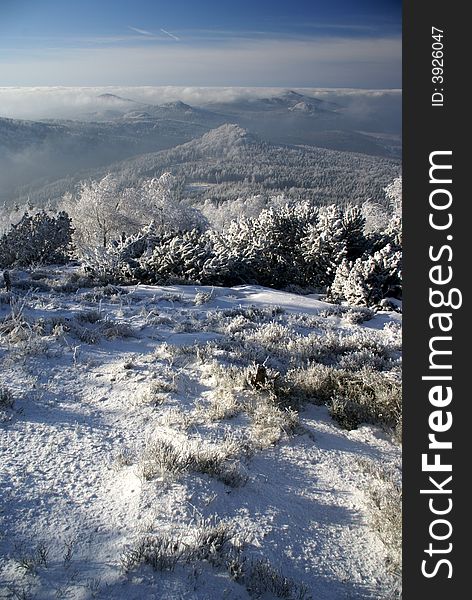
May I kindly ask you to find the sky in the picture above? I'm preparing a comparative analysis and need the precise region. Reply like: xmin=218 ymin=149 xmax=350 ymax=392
xmin=0 ymin=0 xmax=402 ymax=88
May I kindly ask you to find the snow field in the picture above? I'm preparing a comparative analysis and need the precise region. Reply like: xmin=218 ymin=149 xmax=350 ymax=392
xmin=0 ymin=276 xmax=401 ymax=599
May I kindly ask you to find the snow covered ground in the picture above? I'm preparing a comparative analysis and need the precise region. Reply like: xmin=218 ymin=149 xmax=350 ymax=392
xmin=0 ymin=271 xmax=401 ymax=599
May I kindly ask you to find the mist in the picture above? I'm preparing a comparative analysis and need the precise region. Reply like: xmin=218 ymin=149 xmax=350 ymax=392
xmin=0 ymin=86 xmax=400 ymax=122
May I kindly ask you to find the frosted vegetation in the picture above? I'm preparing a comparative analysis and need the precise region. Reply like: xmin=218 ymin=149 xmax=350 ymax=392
xmin=0 ymin=170 xmax=402 ymax=598
xmin=0 ymin=279 xmax=401 ymax=599
xmin=0 ymin=174 xmax=402 ymax=309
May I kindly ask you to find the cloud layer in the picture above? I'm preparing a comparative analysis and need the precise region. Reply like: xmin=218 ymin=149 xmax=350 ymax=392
xmin=0 ymin=85 xmax=401 ymax=122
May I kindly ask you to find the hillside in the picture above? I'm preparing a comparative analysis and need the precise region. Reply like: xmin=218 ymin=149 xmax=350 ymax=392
xmin=0 ymin=89 xmax=401 ymax=207
xmin=9 ymin=124 xmax=400 ymax=208
xmin=0 ymin=115 xmax=213 ymax=204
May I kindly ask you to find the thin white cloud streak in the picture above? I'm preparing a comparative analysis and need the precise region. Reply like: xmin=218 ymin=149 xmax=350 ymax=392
xmin=128 ymin=26 xmax=155 ymax=37
xmin=0 ymin=36 xmax=400 ymax=90
xmin=160 ymin=28 xmax=180 ymax=41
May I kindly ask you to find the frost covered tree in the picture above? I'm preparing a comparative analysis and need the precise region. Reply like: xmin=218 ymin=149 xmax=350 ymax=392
xmin=79 ymin=222 xmax=161 ymax=283
xmin=139 ymin=229 xmax=213 ymax=284
xmin=363 ymin=176 xmax=402 ymax=256
xmin=130 ymin=174 xmax=207 ymax=234
xmin=361 ymin=200 xmax=390 ymax=234
xmin=361 ymin=175 xmax=402 ymax=237
xmin=384 ymin=176 xmax=402 ymax=220
xmin=0 ymin=211 xmax=73 ymax=268
xmin=329 ymin=244 xmax=402 ymax=307
xmin=62 ymin=172 xmax=207 ymax=255
xmin=301 ymin=205 xmax=366 ymax=290
xmin=204 ymin=201 xmax=317 ymax=286
xmin=200 ymin=193 xmax=291 ymax=230
xmin=62 ymin=174 xmax=127 ymax=251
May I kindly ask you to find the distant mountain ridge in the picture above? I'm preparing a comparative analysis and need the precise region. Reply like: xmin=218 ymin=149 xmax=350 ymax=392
xmin=0 ymin=89 xmax=401 ymax=206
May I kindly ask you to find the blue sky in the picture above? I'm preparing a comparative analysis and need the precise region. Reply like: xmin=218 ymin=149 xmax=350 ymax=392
xmin=0 ymin=0 xmax=401 ymax=88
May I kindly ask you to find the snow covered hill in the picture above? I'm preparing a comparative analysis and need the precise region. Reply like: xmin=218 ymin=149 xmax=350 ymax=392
xmin=0 ymin=88 xmax=401 ymax=208
xmin=0 ymin=271 xmax=401 ymax=599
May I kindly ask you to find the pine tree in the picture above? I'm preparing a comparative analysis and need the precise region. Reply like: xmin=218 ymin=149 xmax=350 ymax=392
xmin=329 ymin=244 xmax=402 ymax=307
xmin=301 ymin=204 xmax=367 ymax=290
xmin=140 ymin=229 xmax=213 ymax=284
xmin=0 ymin=211 xmax=73 ymax=268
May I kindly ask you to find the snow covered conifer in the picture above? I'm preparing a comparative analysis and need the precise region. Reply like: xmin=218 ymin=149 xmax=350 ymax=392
xmin=140 ymin=229 xmax=213 ymax=284
xmin=0 ymin=210 xmax=73 ymax=268
xmin=341 ymin=205 xmax=366 ymax=260
xmin=301 ymin=204 xmax=367 ymax=290
xmin=301 ymin=206 xmax=345 ymax=289
xmin=329 ymin=244 xmax=402 ymax=306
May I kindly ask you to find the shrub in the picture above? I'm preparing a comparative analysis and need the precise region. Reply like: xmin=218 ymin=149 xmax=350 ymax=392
xmin=244 ymin=558 xmax=313 ymax=600
xmin=121 ymin=516 xmax=236 ymax=575
xmin=138 ymin=434 xmax=249 ymax=487
xmin=71 ymin=194 xmax=401 ymax=304
xmin=250 ymin=402 xmax=299 ymax=448
xmin=0 ymin=211 xmax=73 ymax=268
xmin=0 ymin=385 xmax=14 ymax=409
xmin=138 ymin=229 xmax=213 ymax=284
xmin=195 ymin=389 xmax=240 ymax=422
xmin=14 ymin=541 xmax=49 ymax=575
xmin=358 ymin=460 xmax=402 ymax=598
xmin=121 ymin=533 xmax=183 ymax=573
xmin=329 ymin=244 xmax=402 ymax=307
xmin=283 ymin=364 xmax=401 ymax=435
xmin=139 ymin=377 xmax=177 ymax=405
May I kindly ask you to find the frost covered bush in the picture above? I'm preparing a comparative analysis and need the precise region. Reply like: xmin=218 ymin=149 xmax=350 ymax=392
xmin=139 ymin=376 xmax=177 ymax=405
xmin=139 ymin=229 xmax=213 ymax=284
xmin=359 ymin=460 xmax=402 ymax=598
xmin=100 ymin=319 xmax=134 ymax=340
xmin=283 ymin=364 xmax=401 ymax=435
xmin=229 ymin=320 xmax=399 ymax=370
xmin=34 ymin=312 xmax=134 ymax=345
xmin=67 ymin=174 xmax=401 ymax=301
xmin=13 ymin=540 xmax=50 ymax=575
xmin=121 ymin=516 xmax=236 ymax=574
xmin=79 ymin=222 xmax=160 ymax=283
xmin=301 ymin=204 xmax=366 ymax=289
xmin=204 ymin=201 xmax=318 ymax=287
xmin=329 ymin=244 xmax=402 ymax=307
xmin=249 ymin=402 xmax=299 ymax=448
xmin=195 ymin=389 xmax=240 ymax=422
xmin=138 ymin=433 xmax=249 ymax=487
xmin=0 ymin=385 xmax=14 ymax=409
xmin=194 ymin=289 xmax=215 ymax=305
xmin=342 ymin=307 xmax=375 ymax=325
xmin=121 ymin=517 xmax=311 ymax=598
xmin=327 ymin=368 xmax=401 ymax=433
xmin=132 ymin=197 xmax=399 ymax=295
xmin=121 ymin=533 xmax=184 ymax=573
xmin=244 ymin=558 xmax=312 ymax=600
xmin=0 ymin=211 xmax=73 ymax=268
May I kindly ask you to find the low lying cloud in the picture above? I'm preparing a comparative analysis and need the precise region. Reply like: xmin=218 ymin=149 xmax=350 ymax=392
xmin=0 ymin=84 xmax=401 ymax=121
